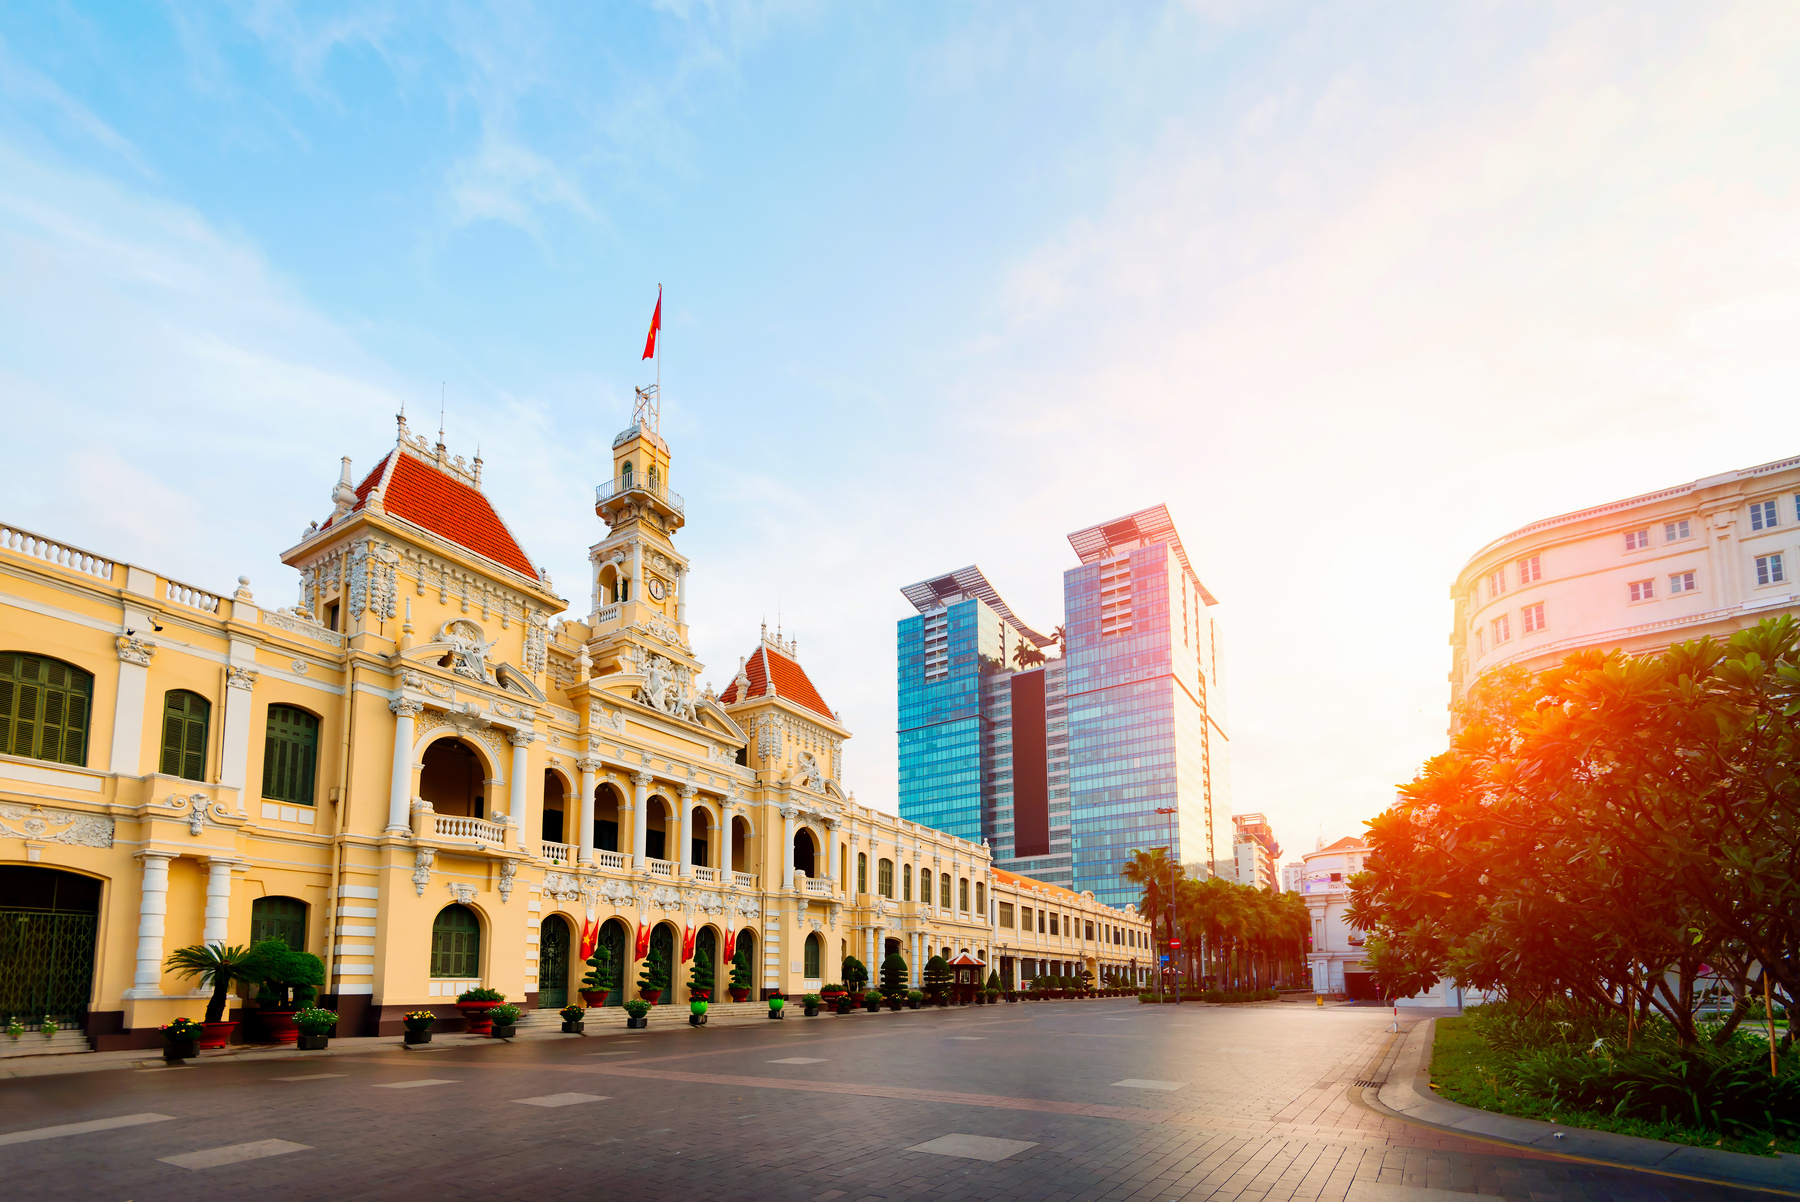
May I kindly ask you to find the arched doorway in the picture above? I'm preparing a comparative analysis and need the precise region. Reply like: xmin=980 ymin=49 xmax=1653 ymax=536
xmin=0 ymin=866 xmax=100 ymax=1028
xmin=690 ymin=807 xmax=712 ymax=871
xmin=648 ymin=922 xmax=676 ymax=1003
xmin=793 ymin=827 xmax=817 ymax=877
xmin=804 ymin=932 xmax=823 ymax=979
xmin=594 ymin=917 xmax=628 ymax=1005
xmin=541 ymin=770 xmax=567 ymax=844
xmin=420 ymin=738 xmax=486 ymax=818
xmin=538 ymin=914 xmax=572 ymax=1008
xmin=695 ymin=926 xmax=719 ymax=998
xmin=430 ymin=904 xmax=480 ymax=981
xmin=731 ymin=816 xmax=751 ymax=875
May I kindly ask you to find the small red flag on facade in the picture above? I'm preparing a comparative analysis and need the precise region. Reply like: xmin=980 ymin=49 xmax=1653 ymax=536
xmin=723 ymin=928 xmax=737 ymax=964
xmin=635 ymin=919 xmax=651 ymax=960
xmin=682 ymin=924 xmax=695 ymax=963
xmin=580 ymin=918 xmax=599 ymax=960
xmin=642 ymin=286 xmax=661 ymax=360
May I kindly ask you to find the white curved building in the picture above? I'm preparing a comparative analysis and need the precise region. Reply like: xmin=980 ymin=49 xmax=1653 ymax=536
xmin=1450 ymin=454 xmax=1800 ymax=716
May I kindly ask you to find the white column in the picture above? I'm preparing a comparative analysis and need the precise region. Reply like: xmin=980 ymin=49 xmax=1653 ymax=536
xmin=220 ymin=658 xmax=258 ymax=812
xmin=678 ymin=785 xmax=697 ymax=876
xmin=110 ymin=635 xmax=157 ymax=774
xmin=126 ymin=852 xmax=172 ymax=998
xmin=910 ymin=932 xmax=920 ymax=986
xmin=202 ymin=857 xmax=234 ymax=945
xmin=507 ymin=729 xmax=534 ymax=839
xmin=387 ymin=699 xmax=422 ymax=833
xmin=675 ymin=565 xmax=688 ymax=626
xmin=631 ymin=771 xmax=652 ymax=864
xmin=576 ymin=758 xmax=600 ymax=864
xmin=874 ymin=925 xmax=884 ymax=976
xmin=825 ymin=821 xmax=839 ymax=892
xmin=780 ymin=806 xmax=797 ymax=888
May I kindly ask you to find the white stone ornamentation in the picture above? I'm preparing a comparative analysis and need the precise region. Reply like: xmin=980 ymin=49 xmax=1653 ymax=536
xmin=413 ymin=847 xmax=436 ymax=896
xmin=524 ymin=609 xmax=548 ymax=675
xmin=0 ymin=803 xmax=114 ymax=849
xmin=261 ymin=608 xmax=344 ymax=648
xmin=348 ymin=538 xmax=400 ymax=621
xmin=166 ymin=793 xmax=211 ymax=836
xmin=446 ymin=882 xmax=478 ymax=904
xmin=226 ymin=665 xmax=259 ymax=692
xmin=438 ymin=619 xmax=498 ymax=684
xmin=115 ymin=634 xmax=156 ymax=666
xmin=499 ymin=860 xmax=518 ymax=903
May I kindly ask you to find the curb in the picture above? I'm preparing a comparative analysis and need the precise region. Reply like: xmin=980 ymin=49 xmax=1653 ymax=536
xmin=1365 ymin=1017 xmax=1800 ymax=1196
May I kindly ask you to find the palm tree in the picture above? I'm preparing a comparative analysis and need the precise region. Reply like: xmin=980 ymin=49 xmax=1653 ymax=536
xmin=1012 ymin=642 xmax=1045 ymax=670
xmin=1120 ymin=848 xmax=1184 ymax=957
xmin=165 ymin=942 xmax=267 ymax=1024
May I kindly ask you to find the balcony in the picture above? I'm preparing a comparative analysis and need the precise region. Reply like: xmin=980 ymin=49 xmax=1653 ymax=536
xmin=645 ymin=857 xmax=676 ymax=878
xmin=596 ymin=473 xmax=684 ymax=515
xmin=803 ymin=877 xmax=833 ymax=896
xmin=596 ymin=850 xmax=629 ymax=872
xmin=692 ymin=865 xmax=718 ymax=883
xmin=733 ymin=872 xmax=758 ymax=890
xmin=436 ymin=814 xmax=507 ymax=843
xmin=541 ymin=841 xmax=575 ymax=865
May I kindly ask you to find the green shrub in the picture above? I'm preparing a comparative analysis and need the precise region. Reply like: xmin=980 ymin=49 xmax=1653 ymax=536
xmin=881 ymin=953 xmax=909 ymax=998
xmin=457 ymin=987 xmax=505 ymax=1002
xmin=488 ymin=1004 xmax=521 ymax=1025
xmin=248 ymin=939 xmax=324 ymax=1010
xmin=637 ymin=945 xmax=670 ymax=994
xmin=1514 ymin=1036 xmax=1800 ymax=1137
xmin=841 ymin=955 xmax=869 ymax=991
xmin=294 ymin=1007 xmax=337 ymax=1035
xmin=622 ymin=998 xmax=651 ymax=1018
xmin=730 ymin=944 xmax=753 ymax=991
xmin=559 ymin=1004 xmax=586 ymax=1022
xmin=582 ymin=941 xmax=618 ymax=994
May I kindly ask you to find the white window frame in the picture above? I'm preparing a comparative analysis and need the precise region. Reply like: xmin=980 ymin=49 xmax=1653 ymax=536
xmin=1487 ymin=567 xmax=1506 ymax=599
xmin=1756 ymin=553 xmax=1786 ymax=587
xmin=1663 ymin=519 xmax=1691 ymax=542
xmin=1623 ymin=528 xmax=1651 ymax=551
xmin=1669 ymin=571 xmax=1696 ymax=595
xmin=1518 ymin=554 xmax=1542 ymax=584
xmin=1628 ymin=579 xmax=1655 ymax=604
xmin=1751 ymin=500 xmax=1779 ymax=532
xmin=1522 ymin=602 xmax=1545 ymax=633
xmin=1491 ymin=614 xmax=1511 ymax=644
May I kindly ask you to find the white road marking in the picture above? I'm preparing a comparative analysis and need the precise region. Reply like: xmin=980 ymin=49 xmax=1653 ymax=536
xmin=159 ymin=1139 xmax=311 ymax=1169
xmin=907 ymin=1134 xmax=1038 ymax=1161
xmin=1113 ymin=1079 xmax=1185 ymax=1090
xmin=372 ymin=1079 xmax=456 ymax=1089
xmin=0 ymin=1113 xmax=175 ymax=1146
xmin=272 ymin=1074 xmax=347 ymax=1082
xmin=513 ymin=1093 xmax=609 ymax=1107
xmin=1345 ymin=1183 xmax=1486 ymax=1202
xmin=767 ymin=1057 xmax=827 ymax=1064
xmin=946 ymin=1036 xmax=985 ymax=1040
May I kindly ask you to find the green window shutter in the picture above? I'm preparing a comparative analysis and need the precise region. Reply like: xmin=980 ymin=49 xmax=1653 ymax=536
xmin=0 ymin=655 xmax=93 ymax=765
xmin=40 ymin=689 xmax=64 ymax=762
xmin=13 ymin=683 xmax=39 ymax=758
xmin=263 ymin=705 xmax=319 ymax=804
xmin=160 ymin=691 xmax=210 ymax=781
xmin=161 ymin=711 xmax=184 ymax=775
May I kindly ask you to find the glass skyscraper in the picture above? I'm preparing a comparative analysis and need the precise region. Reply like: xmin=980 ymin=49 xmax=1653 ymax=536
xmin=897 ymin=507 xmax=1230 ymax=903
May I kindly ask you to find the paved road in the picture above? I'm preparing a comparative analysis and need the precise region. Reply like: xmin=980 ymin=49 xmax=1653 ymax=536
xmin=0 ymin=999 xmax=1778 ymax=1200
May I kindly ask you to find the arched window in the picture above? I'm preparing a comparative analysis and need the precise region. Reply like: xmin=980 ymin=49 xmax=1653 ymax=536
xmin=877 ymin=858 xmax=893 ymax=898
xmin=263 ymin=705 xmax=319 ymax=804
xmin=620 ymin=460 xmax=634 ymax=487
xmin=0 ymin=653 xmax=93 ymax=766
xmin=804 ymin=932 xmax=822 ymax=978
xmin=431 ymin=904 xmax=480 ymax=978
xmin=251 ymin=896 xmax=307 ymax=950
xmin=959 ymin=877 xmax=969 ymax=911
xmin=160 ymin=690 xmax=211 ymax=781
xmin=939 ymin=872 xmax=951 ymax=909
xmin=902 ymin=864 xmax=912 ymax=902
xmin=857 ymin=852 xmax=867 ymax=895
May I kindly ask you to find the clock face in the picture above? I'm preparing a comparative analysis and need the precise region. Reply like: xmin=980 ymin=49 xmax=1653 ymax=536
xmin=647 ymin=578 xmax=667 ymax=601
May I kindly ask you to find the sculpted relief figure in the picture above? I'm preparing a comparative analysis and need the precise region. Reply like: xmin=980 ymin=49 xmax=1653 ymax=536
xmin=439 ymin=620 xmax=498 ymax=684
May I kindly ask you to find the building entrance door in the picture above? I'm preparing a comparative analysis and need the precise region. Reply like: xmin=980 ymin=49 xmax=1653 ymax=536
xmin=0 ymin=867 xmax=100 ymax=1029
xmin=538 ymin=917 xmax=570 ymax=1008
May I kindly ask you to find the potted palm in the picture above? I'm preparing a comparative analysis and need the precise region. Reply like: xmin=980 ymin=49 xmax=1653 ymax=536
xmin=248 ymin=939 xmax=324 ymax=1043
xmin=488 ymin=1004 xmax=521 ymax=1038
xmin=559 ymin=1004 xmax=586 ymax=1034
xmin=163 ymin=941 xmax=266 ymax=1049
xmin=767 ymin=992 xmax=785 ymax=1019
xmin=580 ymin=943 xmax=618 ymax=1007
xmin=623 ymin=998 xmax=650 ymax=1029
xmin=802 ymin=993 xmax=822 ymax=1017
xmin=294 ymin=1007 xmax=337 ymax=1050
xmin=456 ymin=987 xmax=506 ymax=1034
xmin=403 ymin=1010 xmax=436 ymax=1044
xmin=637 ymin=944 xmax=670 ymax=1004
xmin=728 ymin=945 xmax=753 ymax=1002
xmin=160 ymin=1017 xmax=203 ymax=1062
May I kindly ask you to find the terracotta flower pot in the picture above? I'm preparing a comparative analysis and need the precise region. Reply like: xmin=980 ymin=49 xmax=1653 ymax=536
xmin=639 ymin=989 xmax=663 ymax=1005
xmin=729 ymin=988 xmax=750 ymax=1002
xmin=455 ymin=1000 xmax=501 ymax=1035
xmin=579 ymin=990 xmax=609 ymax=1007
xmin=258 ymin=1010 xmax=300 ymax=1044
xmin=198 ymin=1020 xmax=237 ymax=1050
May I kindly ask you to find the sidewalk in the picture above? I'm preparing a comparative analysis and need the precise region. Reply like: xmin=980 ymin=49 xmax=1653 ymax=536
xmin=1365 ymin=1017 xmax=1800 ymax=1195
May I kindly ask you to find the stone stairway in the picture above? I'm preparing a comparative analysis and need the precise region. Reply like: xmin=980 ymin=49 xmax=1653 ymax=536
xmin=0 ymin=1029 xmax=93 ymax=1059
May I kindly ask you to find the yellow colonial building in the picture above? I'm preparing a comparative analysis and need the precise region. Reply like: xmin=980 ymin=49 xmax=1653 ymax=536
xmin=1 ymin=413 xmax=1147 ymax=1050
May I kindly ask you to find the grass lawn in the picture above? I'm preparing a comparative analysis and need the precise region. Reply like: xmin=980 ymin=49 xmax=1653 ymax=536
xmin=1429 ymin=1016 xmax=1798 ymax=1158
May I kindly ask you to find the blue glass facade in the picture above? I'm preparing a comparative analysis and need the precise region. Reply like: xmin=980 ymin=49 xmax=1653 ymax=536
xmin=896 ymin=600 xmax=987 ymax=843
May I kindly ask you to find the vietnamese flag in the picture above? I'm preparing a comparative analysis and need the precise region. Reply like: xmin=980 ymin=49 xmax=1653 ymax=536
xmin=580 ymin=919 xmax=599 ymax=961
xmin=635 ymin=919 xmax=651 ymax=960
xmin=682 ymin=924 xmax=695 ymax=963
xmin=723 ymin=928 xmax=737 ymax=964
xmin=641 ymin=286 xmax=661 ymax=360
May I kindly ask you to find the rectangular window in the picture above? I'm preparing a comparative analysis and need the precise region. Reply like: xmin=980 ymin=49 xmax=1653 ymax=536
xmin=1664 ymin=519 xmax=1691 ymax=541
xmin=1049 ymin=913 xmax=1059 ymax=936
xmin=1751 ymin=500 xmax=1778 ymax=531
xmin=902 ymin=866 xmax=912 ymax=901
xmin=1 ymin=654 xmax=95 ymax=768
xmin=1518 ymin=555 xmax=1542 ymax=583
xmin=1020 ymin=905 xmax=1031 ymax=931
xmin=1038 ymin=910 xmax=1046 ymax=933
xmin=1624 ymin=529 xmax=1650 ymax=551
xmin=1085 ymin=921 xmax=1095 ymax=940
xmin=999 ymin=902 xmax=1014 ymax=929
xmin=1491 ymin=615 xmax=1510 ymax=644
xmin=941 ymin=873 xmax=952 ymax=909
xmin=976 ymin=882 xmax=985 ymax=913
xmin=1487 ymin=568 xmax=1506 ymax=598
xmin=1757 ymin=553 xmax=1786 ymax=586
xmin=878 ymin=858 xmax=893 ymax=899
xmin=1522 ymin=602 xmax=1545 ymax=633
xmin=1670 ymin=571 xmax=1696 ymax=594
xmin=262 ymin=704 xmax=319 ymax=804
xmin=959 ymin=877 xmax=969 ymax=911
xmin=858 ymin=853 xmax=867 ymax=895
xmin=1628 ymin=579 xmax=1654 ymax=603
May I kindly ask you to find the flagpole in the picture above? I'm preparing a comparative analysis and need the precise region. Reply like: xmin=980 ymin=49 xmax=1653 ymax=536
xmin=657 ymin=282 xmax=662 ymax=424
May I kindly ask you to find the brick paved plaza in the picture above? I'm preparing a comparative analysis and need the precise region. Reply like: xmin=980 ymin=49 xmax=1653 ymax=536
xmin=0 ymin=999 xmax=1777 ymax=1201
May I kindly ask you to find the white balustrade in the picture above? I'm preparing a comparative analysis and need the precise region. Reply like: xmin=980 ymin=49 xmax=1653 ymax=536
xmin=541 ymin=841 xmax=574 ymax=865
xmin=803 ymin=877 xmax=832 ymax=896
xmin=733 ymin=872 xmax=757 ymax=889
xmin=435 ymin=814 xmax=505 ymax=842
xmin=164 ymin=578 xmax=222 ymax=613
xmin=646 ymin=857 xmax=675 ymax=878
xmin=596 ymin=850 xmax=628 ymax=871
xmin=692 ymin=866 xmax=718 ymax=883
xmin=0 ymin=525 xmax=114 ymax=580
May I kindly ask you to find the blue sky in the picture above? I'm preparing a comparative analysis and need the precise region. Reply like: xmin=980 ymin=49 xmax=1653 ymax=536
xmin=4 ymin=2 xmax=1799 ymax=857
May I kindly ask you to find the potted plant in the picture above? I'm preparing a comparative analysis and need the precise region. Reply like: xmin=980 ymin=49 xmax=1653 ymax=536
xmin=862 ymin=989 xmax=882 ymax=1013
xmin=907 ymin=989 xmax=923 ymax=1010
xmin=38 ymin=1015 xmax=56 ymax=1039
xmin=689 ymin=948 xmax=715 ymax=1007
xmin=637 ymin=943 xmax=670 ymax=1004
xmin=728 ymin=944 xmax=753 ymax=1002
xmin=623 ymin=998 xmax=651 ymax=1029
xmin=840 ymin=955 xmax=869 ymax=994
xmin=689 ymin=990 xmax=709 ymax=1027
xmin=923 ymin=955 xmax=951 ymax=1007
xmin=580 ymin=942 xmax=618 ymax=1007
xmin=834 ymin=992 xmax=855 ymax=1015
xmin=559 ymin=1004 xmax=587 ymax=1034
xmin=886 ymin=991 xmax=904 ymax=1012
xmin=974 ymin=988 xmax=986 ymax=1005
xmin=819 ymin=982 xmax=845 ymax=1005
xmin=403 ymin=1010 xmax=436 ymax=1044
xmin=163 ymin=941 xmax=266 ymax=1050
xmin=247 ymin=939 xmax=324 ymax=1044
xmin=161 ymin=1017 xmax=203 ymax=1062
xmin=488 ymin=1003 xmax=522 ymax=1038
xmin=767 ymin=993 xmax=786 ymax=1019
xmin=5 ymin=1018 xmax=22 ymax=1040
xmin=802 ymin=993 xmax=822 ymax=1017
xmin=456 ymin=987 xmax=506 ymax=1035
xmin=294 ymin=1006 xmax=337 ymax=1050
xmin=880 ymin=952 xmax=908 ymax=1004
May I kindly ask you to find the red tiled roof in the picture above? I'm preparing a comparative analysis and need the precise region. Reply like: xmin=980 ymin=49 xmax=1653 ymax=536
xmin=1319 ymin=836 xmax=1366 ymax=853
xmin=327 ymin=449 xmax=542 ymax=582
xmin=993 ymin=867 xmax=1086 ymax=902
xmin=719 ymin=643 xmax=835 ymax=722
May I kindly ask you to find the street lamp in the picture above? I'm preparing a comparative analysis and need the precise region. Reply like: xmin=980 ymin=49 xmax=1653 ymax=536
xmin=1154 ymin=805 xmax=1178 ymax=1004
